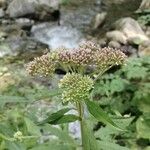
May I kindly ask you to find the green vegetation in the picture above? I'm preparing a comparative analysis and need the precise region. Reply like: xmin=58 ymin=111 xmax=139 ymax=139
xmin=0 ymin=43 xmax=149 ymax=150
xmin=136 ymin=9 xmax=150 ymax=25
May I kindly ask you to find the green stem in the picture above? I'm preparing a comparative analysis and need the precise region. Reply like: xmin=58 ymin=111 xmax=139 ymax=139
xmin=76 ymin=102 xmax=84 ymax=150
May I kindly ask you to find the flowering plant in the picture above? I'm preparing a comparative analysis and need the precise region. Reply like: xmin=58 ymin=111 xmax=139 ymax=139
xmin=26 ymin=41 xmax=127 ymax=149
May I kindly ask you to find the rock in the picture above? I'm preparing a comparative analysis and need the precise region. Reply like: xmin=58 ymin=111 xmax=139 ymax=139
xmin=0 ymin=31 xmax=7 ymax=40
xmin=121 ymin=45 xmax=138 ymax=56
xmin=139 ymin=40 xmax=150 ymax=56
xmin=15 ymin=18 xmax=34 ymax=28
xmin=31 ymin=23 xmax=84 ymax=49
xmin=146 ymin=27 xmax=150 ymax=38
xmin=0 ymin=0 xmax=5 ymax=7
xmin=138 ymin=0 xmax=150 ymax=11
xmin=60 ymin=0 xmax=101 ymax=30
xmin=0 ymin=44 xmax=12 ymax=57
xmin=0 ymin=8 xmax=4 ymax=18
xmin=98 ymin=38 xmax=107 ymax=47
xmin=93 ymin=12 xmax=107 ymax=29
xmin=0 ymin=36 xmax=48 ymax=58
xmin=6 ymin=0 xmax=60 ymax=18
xmin=106 ymin=30 xmax=127 ymax=44
xmin=7 ymin=0 xmax=36 ymax=18
xmin=37 ymin=0 xmax=60 ymax=10
xmin=108 ymin=41 xmax=121 ymax=49
xmin=139 ymin=46 xmax=150 ymax=56
xmin=115 ymin=17 xmax=149 ymax=44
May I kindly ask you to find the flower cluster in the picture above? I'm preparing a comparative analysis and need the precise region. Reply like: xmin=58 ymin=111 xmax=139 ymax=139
xmin=26 ymin=41 xmax=127 ymax=77
xmin=58 ymin=48 xmax=92 ymax=67
xmin=58 ymin=73 xmax=94 ymax=103
xmin=93 ymin=47 xmax=127 ymax=73
xmin=58 ymin=41 xmax=126 ymax=73
xmin=13 ymin=131 xmax=23 ymax=141
xmin=26 ymin=53 xmax=58 ymax=77
xmin=58 ymin=41 xmax=100 ymax=67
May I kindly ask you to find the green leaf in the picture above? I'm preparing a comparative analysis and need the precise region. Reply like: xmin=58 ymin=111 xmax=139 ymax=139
xmin=110 ymin=78 xmax=127 ymax=94
xmin=98 ymin=141 xmax=129 ymax=150
xmin=85 ymin=99 xmax=124 ymax=130
xmin=82 ymin=120 xmax=99 ymax=150
xmin=24 ymin=117 xmax=41 ymax=136
xmin=38 ymin=108 xmax=72 ymax=125
xmin=136 ymin=116 xmax=150 ymax=139
xmin=0 ymin=95 xmax=27 ymax=108
xmin=95 ymin=117 xmax=134 ymax=141
xmin=41 ymin=124 xmax=76 ymax=146
xmin=29 ymin=140 xmax=75 ymax=150
xmin=51 ymin=114 xmax=81 ymax=124
xmin=5 ymin=141 xmax=26 ymax=150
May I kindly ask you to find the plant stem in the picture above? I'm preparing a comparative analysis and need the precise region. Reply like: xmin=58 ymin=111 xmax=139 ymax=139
xmin=76 ymin=102 xmax=84 ymax=149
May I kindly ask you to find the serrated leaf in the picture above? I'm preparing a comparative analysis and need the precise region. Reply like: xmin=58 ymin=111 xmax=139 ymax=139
xmin=24 ymin=117 xmax=41 ymax=136
xmin=85 ymin=99 xmax=124 ymax=130
xmin=98 ymin=141 xmax=129 ymax=150
xmin=136 ymin=116 xmax=150 ymax=139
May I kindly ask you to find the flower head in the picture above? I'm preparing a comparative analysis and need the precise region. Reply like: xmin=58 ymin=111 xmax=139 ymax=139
xmin=93 ymin=47 xmax=127 ymax=73
xmin=26 ymin=52 xmax=58 ymax=77
xmin=59 ymin=73 xmax=94 ymax=103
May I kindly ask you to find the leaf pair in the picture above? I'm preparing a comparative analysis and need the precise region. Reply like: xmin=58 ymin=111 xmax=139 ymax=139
xmin=38 ymin=108 xmax=80 ymax=125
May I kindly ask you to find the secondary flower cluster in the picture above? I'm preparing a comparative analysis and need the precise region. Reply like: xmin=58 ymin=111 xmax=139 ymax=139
xmin=58 ymin=73 xmax=94 ymax=102
xmin=93 ymin=47 xmax=126 ymax=73
xmin=26 ymin=52 xmax=58 ymax=77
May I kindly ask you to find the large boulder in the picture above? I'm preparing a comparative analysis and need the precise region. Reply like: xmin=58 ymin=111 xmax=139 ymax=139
xmin=6 ymin=0 xmax=60 ymax=18
xmin=115 ymin=17 xmax=149 ymax=44
xmin=106 ymin=17 xmax=149 ymax=46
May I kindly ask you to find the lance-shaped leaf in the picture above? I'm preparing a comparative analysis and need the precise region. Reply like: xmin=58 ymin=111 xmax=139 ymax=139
xmin=85 ymin=99 xmax=124 ymax=130
xmin=38 ymin=108 xmax=79 ymax=125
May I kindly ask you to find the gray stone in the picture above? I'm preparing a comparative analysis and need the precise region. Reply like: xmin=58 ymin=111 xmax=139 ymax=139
xmin=93 ymin=12 xmax=107 ymax=29
xmin=139 ymin=40 xmax=150 ymax=56
xmin=0 ymin=8 xmax=4 ymax=18
xmin=0 ymin=36 xmax=48 ymax=58
xmin=138 ymin=0 xmax=150 ymax=12
xmin=15 ymin=18 xmax=34 ymax=28
xmin=114 ymin=17 xmax=149 ymax=44
xmin=7 ymin=0 xmax=60 ymax=18
xmin=98 ymin=38 xmax=107 ymax=47
xmin=108 ymin=41 xmax=121 ymax=49
xmin=7 ymin=0 xmax=36 ymax=18
xmin=106 ymin=30 xmax=127 ymax=44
